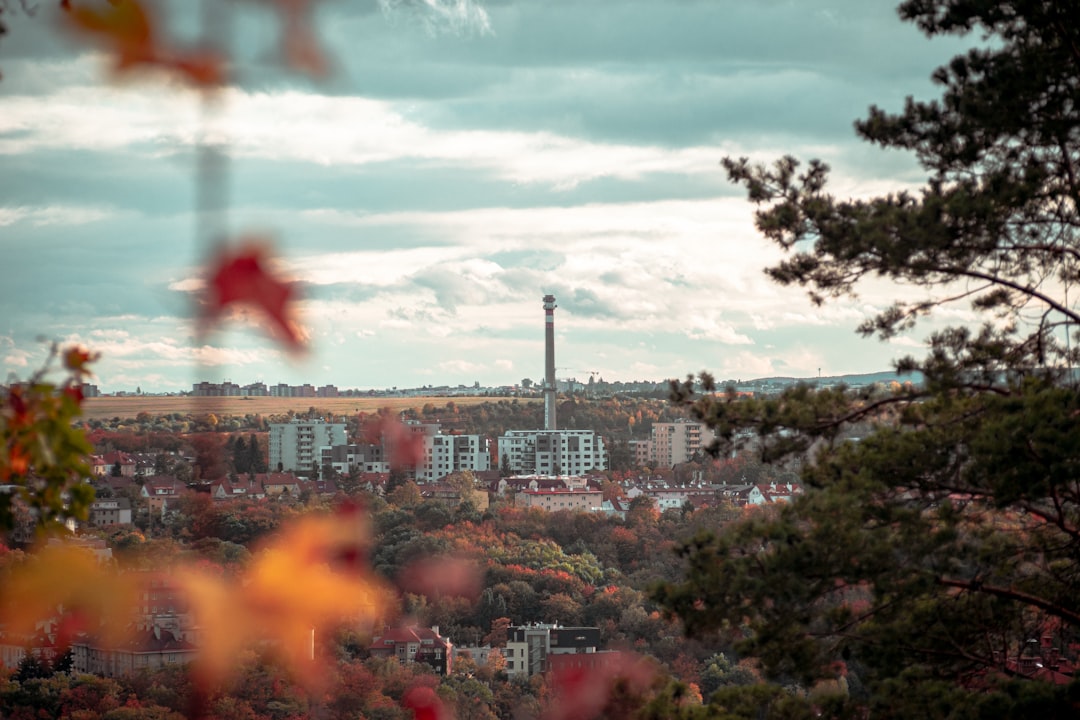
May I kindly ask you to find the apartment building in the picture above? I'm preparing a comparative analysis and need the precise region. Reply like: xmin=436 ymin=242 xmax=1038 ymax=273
xmin=269 ymin=419 xmax=346 ymax=475
xmin=644 ymin=419 xmax=714 ymax=468
xmin=498 ymin=430 xmax=606 ymax=475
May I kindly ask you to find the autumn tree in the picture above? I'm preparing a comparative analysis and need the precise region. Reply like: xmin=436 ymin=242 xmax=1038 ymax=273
xmin=0 ymin=345 xmax=96 ymax=534
xmin=659 ymin=1 xmax=1080 ymax=716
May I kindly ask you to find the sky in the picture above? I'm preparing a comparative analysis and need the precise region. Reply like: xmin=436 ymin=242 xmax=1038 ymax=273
xmin=0 ymin=0 xmax=977 ymax=393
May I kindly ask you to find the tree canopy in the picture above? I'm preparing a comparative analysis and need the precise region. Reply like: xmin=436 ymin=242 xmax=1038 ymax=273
xmin=659 ymin=1 xmax=1080 ymax=716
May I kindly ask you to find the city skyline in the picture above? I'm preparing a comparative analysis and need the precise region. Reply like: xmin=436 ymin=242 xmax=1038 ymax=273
xmin=1 ymin=1 xmax=976 ymax=393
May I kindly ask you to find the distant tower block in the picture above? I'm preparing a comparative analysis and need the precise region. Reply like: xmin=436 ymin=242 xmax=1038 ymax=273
xmin=543 ymin=294 xmax=557 ymax=431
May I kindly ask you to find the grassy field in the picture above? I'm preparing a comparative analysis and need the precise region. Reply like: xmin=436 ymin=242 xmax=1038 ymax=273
xmin=80 ymin=395 xmax=534 ymax=420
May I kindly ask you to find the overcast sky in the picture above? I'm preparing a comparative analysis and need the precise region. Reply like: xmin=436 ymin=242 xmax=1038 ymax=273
xmin=0 ymin=0 xmax=975 ymax=393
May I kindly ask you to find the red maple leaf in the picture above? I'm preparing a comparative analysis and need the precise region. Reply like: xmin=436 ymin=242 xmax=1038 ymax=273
xmin=403 ymin=686 xmax=449 ymax=720
xmin=199 ymin=241 xmax=306 ymax=352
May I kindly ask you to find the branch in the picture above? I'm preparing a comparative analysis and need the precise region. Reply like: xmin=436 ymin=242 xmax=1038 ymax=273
xmin=932 ymin=263 xmax=1080 ymax=326
xmin=937 ymin=578 xmax=1080 ymax=627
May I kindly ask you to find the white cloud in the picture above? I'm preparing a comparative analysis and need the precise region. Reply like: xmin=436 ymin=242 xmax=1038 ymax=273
xmin=379 ymin=0 xmax=493 ymax=36
xmin=685 ymin=315 xmax=755 ymax=344
xmin=0 ymin=83 xmax=803 ymax=189
xmin=0 ymin=205 xmax=116 ymax=226
xmin=888 ymin=336 xmax=925 ymax=348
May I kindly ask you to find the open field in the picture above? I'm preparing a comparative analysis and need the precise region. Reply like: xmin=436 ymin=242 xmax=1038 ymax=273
xmin=80 ymin=395 xmax=537 ymax=421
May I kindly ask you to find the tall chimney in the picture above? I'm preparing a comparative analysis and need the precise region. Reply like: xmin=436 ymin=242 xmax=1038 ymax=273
xmin=543 ymin=294 xmax=557 ymax=431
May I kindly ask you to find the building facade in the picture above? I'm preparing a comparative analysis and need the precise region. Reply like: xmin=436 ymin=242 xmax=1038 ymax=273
xmin=646 ymin=419 xmax=714 ymax=468
xmin=269 ymin=419 xmax=346 ymax=475
xmin=320 ymin=422 xmax=490 ymax=482
xmin=369 ymin=625 xmax=453 ymax=675
xmin=419 ymin=431 xmax=491 ymax=482
xmin=88 ymin=498 xmax=132 ymax=526
xmin=516 ymin=488 xmax=603 ymax=513
xmin=498 ymin=430 xmax=606 ymax=475
xmin=505 ymin=623 xmax=600 ymax=678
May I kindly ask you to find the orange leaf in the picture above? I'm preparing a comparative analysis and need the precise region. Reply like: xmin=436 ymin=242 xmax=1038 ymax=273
xmin=200 ymin=240 xmax=307 ymax=352
xmin=180 ymin=509 xmax=390 ymax=692
xmin=276 ymin=0 xmax=330 ymax=78
xmin=63 ymin=0 xmax=225 ymax=87
xmin=64 ymin=0 xmax=157 ymax=70
xmin=364 ymin=415 xmax=426 ymax=469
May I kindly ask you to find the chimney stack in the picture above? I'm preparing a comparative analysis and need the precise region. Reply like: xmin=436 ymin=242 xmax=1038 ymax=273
xmin=543 ymin=294 xmax=557 ymax=431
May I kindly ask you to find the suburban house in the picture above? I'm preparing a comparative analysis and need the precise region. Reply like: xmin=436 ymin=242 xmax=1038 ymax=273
xmin=88 ymin=497 xmax=132 ymax=526
xmin=140 ymin=476 xmax=187 ymax=515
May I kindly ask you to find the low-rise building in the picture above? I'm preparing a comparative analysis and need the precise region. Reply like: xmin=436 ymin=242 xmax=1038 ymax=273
xmin=369 ymin=625 xmax=453 ymax=675
xmin=72 ymin=627 xmax=197 ymax=676
xmin=516 ymin=488 xmax=603 ymax=513
xmin=88 ymin=497 xmax=132 ymax=526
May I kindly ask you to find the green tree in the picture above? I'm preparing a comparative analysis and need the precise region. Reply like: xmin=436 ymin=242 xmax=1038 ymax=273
xmin=658 ymin=1 xmax=1080 ymax=716
xmin=232 ymin=435 xmax=249 ymax=474
xmin=0 ymin=344 xmax=96 ymax=534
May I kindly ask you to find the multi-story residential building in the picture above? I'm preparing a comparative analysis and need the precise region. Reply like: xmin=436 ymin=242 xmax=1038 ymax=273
xmin=321 ymin=444 xmax=387 ymax=475
xmin=505 ymin=623 xmax=600 ymax=678
xmin=243 ymin=382 xmax=268 ymax=396
xmin=419 ymin=430 xmax=491 ymax=482
xmin=269 ymin=419 xmax=346 ymax=476
xmin=498 ymin=430 xmax=606 ymax=476
xmin=646 ymin=419 xmax=714 ymax=468
xmin=322 ymin=421 xmax=490 ymax=482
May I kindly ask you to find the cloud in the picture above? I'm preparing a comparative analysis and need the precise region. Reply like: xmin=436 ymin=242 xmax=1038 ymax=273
xmin=685 ymin=315 xmax=754 ymax=345
xmin=379 ymin=0 xmax=493 ymax=36
xmin=0 ymin=204 xmax=116 ymax=226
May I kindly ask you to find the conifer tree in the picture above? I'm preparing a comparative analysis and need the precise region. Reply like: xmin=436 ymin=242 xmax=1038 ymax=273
xmin=658 ymin=2 xmax=1080 ymax=715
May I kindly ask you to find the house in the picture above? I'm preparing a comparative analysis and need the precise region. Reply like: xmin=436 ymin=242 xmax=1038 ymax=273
xmin=140 ymin=476 xmax=187 ymax=515
xmin=369 ymin=625 xmax=453 ymax=675
xmin=420 ymin=480 xmax=490 ymax=511
xmin=262 ymin=473 xmax=301 ymax=497
xmin=88 ymin=497 xmax=132 ymax=526
xmin=91 ymin=451 xmax=137 ymax=478
xmin=210 ymin=475 xmax=266 ymax=500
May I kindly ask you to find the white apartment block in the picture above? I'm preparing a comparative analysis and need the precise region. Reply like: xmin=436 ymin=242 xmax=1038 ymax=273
xmin=498 ymin=430 xmax=606 ymax=475
xmin=646 ymin=419 xmax=714 ymax=468
xmin=318 ymin=421 xmax=490 ymax=482
xmin=418 ymin=432 xmax=491 ymax=482
xmin=269 ymin=419 xmax=346 ymax=475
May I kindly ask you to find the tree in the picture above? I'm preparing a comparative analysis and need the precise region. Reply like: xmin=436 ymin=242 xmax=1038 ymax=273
xmin=247 ymin=433 xmax=266 ymax=473
xmin=232 ymin=435 xmax=249 ymax=474
xmin=658 ymin=2 xmax=1080 ymax=715
xmin=0 ymin=344 xmax=96 ymax=534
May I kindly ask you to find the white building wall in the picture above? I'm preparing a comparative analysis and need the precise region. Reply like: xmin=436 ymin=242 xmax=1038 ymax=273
xmin=269 ymin=419 xmax=346 ymax=474
xmin=498 ymin=430 xmax=606 ymax=475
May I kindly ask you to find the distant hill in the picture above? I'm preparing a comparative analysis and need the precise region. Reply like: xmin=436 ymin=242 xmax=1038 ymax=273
xmin=729 ymin=369 xmax=924 ymax=390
